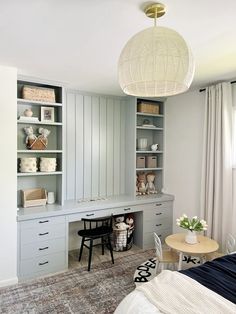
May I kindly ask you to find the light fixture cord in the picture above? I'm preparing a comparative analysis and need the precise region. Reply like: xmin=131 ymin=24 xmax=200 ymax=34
xmin=154 ymin=7 xmax=157 ymax=26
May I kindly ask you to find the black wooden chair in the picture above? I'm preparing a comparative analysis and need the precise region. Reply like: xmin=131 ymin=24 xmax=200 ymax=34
xmin=77 ymin=215 xmax=114 ymax=271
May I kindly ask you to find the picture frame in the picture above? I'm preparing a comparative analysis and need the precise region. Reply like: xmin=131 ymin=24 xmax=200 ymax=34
xmin=41 ymin=106 xmax=55 ymax=122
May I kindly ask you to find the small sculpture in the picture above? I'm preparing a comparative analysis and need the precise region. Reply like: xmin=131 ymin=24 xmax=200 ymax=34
xmin=137 ymin=172 xmax=147 ymax=195
xmin=24 ymin=126 xmax=37 ymax=144
xmin=38 ymin=127 xmax=51 ymax=146
xmin=24 ymin=108 xmax=33 ymax=117
xmin=146 ymin=172 xmax=158 ymax=194
xmin=151 ymin=143 xmax=159 ymax=151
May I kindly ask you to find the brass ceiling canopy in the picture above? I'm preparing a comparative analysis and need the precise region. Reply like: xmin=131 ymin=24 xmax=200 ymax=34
xmin=144 ymin=3 xmax=166 ymax=19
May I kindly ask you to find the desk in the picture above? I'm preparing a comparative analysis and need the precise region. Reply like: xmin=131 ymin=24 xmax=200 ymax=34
xmin=17 ymin=194 xmax=174 ymax=280
xmin=165 ymin=233 xmax=219 ymax=270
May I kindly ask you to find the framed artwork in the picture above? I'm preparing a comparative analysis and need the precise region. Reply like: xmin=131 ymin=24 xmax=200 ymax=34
xmin=41 ymin=106 xmax=55 ymax=122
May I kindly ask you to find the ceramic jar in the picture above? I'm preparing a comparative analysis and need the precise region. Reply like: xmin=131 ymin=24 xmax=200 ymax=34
xmin=185 ymin=230 xmax=198 ymax=244
xmin=20 ymin=157 xmax=37 ymax=172
xmin=40 ymin=157 xmax=57 ymax=172
xmin=24 ymin=108 xmax=33 ymax=117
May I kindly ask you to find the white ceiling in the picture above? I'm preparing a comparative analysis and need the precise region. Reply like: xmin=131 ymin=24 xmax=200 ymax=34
xmin=0 ymin=0 xmax=236 ymax=96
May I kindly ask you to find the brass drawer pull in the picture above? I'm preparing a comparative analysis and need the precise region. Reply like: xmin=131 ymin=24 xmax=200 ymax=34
xmin=155 ymin=212 xmax=162 ymax=216
xmin=86 ymin=213 xmax=94 ymax=217
xmin=39 ymin=220 xmax=49 ymax=224
xmin=156 ymin=224 xmax=162 ymax=227
xmin=39 ymin=261 xmax=49 ymax=266
xmin=156 ymin=204 xmax=162 ymax=206
xmin=39 ymin=246 xmax=49 ymax=251
xmin=124 ymin=208 xmax=131 ymax=211
xmin=39 ymin=232 xmax=49 ymax=236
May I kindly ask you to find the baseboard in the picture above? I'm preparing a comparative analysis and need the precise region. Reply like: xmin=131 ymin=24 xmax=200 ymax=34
xmin=0 ymin=276 xmax=18 ymax=288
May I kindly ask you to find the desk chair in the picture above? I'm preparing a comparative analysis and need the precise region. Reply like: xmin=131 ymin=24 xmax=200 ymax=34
xmin=78 ymin=215 xmax=114 ymax=271
xmin=154 ymin=232 xmax=179 ymax=273
xmin=206 ymin=233 xmax=236 ymax=261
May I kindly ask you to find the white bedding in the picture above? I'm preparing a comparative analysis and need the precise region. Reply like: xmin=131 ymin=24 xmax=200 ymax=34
xmin=115 ymin=270 xmax=236 ymax=314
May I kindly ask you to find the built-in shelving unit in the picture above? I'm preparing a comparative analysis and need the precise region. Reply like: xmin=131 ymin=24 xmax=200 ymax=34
xmin=17 ymin=78 xmax=64 ymax=207
xmin=135 ymin=98 xmax=164 ymax=194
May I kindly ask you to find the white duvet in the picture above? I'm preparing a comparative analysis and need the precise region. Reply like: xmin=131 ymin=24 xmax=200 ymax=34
xmin=115 ymin=270 xmax=236 ymax=314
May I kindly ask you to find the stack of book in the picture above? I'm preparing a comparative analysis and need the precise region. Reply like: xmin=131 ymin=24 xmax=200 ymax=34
xmin=18 ymin=116 xmax=39 ymax=122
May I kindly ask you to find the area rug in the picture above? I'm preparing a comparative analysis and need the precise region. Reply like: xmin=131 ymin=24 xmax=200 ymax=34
xmin=0 ymin=249 xmax=155 ymax=314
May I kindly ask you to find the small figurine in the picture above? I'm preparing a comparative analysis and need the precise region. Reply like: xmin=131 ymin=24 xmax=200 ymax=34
xmin=24 ymin=108 xmax=33 ymax=117
xmin=146 ymin=172 xmax=158 ymax=194
xmin=151 ymin=143 xmax=159 ymax=151
xmin=137 ymin=172 xmax=147 ymax=195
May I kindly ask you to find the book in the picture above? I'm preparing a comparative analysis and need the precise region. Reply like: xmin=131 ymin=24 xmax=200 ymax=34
xmin=18 ymin=116 xmax=39 ymax=122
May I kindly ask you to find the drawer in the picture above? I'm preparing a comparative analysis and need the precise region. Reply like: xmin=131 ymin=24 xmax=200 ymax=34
xmin=143 ymin=204 xmax=172 ymax=221
xmin=20 ymin=251 xmax=66 ymax=278
xmin=68 ymin=209 xmax=111 ymax=222
xmin=21 ymin=223 xmax=66 ymax=244
xmin=143 ymin=217 xmax=172 ymax=233
xmin=21 ymin=237 xmax=66 ymax=260
xmin=20 ymin=215 xmax=65 ymax=230
xmin=112 ymin=205 xmax=142 ymax=216
xmin=143 ymin=229 xmax=172 ymax=248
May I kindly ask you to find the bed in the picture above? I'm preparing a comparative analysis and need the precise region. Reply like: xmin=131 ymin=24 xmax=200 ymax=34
xmin=115 ymin=253 xmax=236 ymax=314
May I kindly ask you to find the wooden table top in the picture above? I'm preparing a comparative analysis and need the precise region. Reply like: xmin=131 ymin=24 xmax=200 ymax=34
xmin=165 ymin=233 xmax=219 ymax=255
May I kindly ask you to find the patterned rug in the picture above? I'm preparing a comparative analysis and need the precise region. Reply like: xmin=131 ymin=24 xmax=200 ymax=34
xmin=0 ymin=249 xmax=155 ymax=314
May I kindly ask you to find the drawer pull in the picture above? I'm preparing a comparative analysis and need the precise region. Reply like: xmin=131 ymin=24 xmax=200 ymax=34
xmin=39 ymin=246 xmax=49 ymax=251
xmin=155 ymin=212 xmax=162 ymax=216
xmin=156 ymin=204 xmax=162 ymax=206
xmin=156 ymin=224 xmax=162 ymax=227
xmin=124 ymin=207 xmax=131 ymax=211
xmin=86 ymin=213 xmax=95 ymax=217
xmin=39 ymin=261 xmax=49 ymax=266
xmin=39 ymin=232 xmax=49 ymax=236
xmin=39 ymin=220 xmax=49 ymax=224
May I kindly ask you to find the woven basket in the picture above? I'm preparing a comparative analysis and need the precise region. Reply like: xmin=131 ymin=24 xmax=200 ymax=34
xmin=27 ymin=137 xmax=47 ymax=150
xmin=137 ymin=102 xmax=159 ymax=114
xmin=22 ymin=85 xmax=56 ymax=103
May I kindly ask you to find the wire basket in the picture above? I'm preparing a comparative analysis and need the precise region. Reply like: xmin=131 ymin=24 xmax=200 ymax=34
xmin=112 ymin=216 xmax=135 ymax=252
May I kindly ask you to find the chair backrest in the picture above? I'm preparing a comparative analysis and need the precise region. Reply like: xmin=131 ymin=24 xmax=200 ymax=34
xmin=154 ymin=232 xmax=163 ymax=260
xmin=226 ymin=233 xmax=236 ymax=254
xmin=82 ymin=215 xmax=113 ymax=231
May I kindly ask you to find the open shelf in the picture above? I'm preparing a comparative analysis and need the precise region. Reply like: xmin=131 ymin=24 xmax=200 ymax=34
xmin=136 ymin=126 xmax=163 ymax=131
xmin=136 ymin=150 xmax=163 ymax=154
xmin=17 ymin=171 xmax=62 ymax=177
xmin=136 ymin=168 xmax=163 ymax=171
xmin=17 ymin=98 xmax=62 ymax=107
xmin=136 ymin=112 xmax=164 ymax=118
xmin=17 ymin=120 xmax=62 ymax=126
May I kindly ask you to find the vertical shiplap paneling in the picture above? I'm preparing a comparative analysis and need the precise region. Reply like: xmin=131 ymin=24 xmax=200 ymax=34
xmin=99 ymin=97 xmax=107 ymax=196
xmin=91 ymin=96 xmax=100 ymax=198
xmin=75 ymin=94 xmax=84 ymax=200
xmin=66 ymin=93 xmax=76 ymax=200
xmin=106 ymin=98 xmax=114 ymax=196
xmin=113 ymin=100 xmax=121 ymax=195
xmin=83 ymin=96 xmax=92 ymax=198
xmin=120 ymin=100 xmax=126 ymax=194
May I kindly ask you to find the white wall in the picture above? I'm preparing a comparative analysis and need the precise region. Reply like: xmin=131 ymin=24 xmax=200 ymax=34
xmin=0 ymin=65 xmax=17 ymax=287
xmin=164 ymin=90 xmax=205 ymax=232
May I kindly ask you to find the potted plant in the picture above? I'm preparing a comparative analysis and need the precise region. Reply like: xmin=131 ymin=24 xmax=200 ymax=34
xmin=176 ymin=214 xmax=208 ymax=244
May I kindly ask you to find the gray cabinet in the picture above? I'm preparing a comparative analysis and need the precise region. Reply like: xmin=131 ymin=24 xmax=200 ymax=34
xmin=134 ymin=200 xmax=173 ymax=249
xmin=18 ymin=215 xmax=67 ymax=279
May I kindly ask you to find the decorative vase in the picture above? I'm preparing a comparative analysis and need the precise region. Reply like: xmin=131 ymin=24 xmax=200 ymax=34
xmin=185 ymin=230 xmax=198 ymax=244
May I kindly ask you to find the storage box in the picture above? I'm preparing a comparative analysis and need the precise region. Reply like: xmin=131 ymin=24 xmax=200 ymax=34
xmin=137 ymin=102 xmax=159 ymax=114
xmin=136 ymin=156 xmax=145 ymax=168
xmin=19 ymin=157 xmax=37 ymax=173
xmin=21 ymin=188 xmax=47 ymax=208
xmin=22 ymin=85 xmax=56 ymax=103
xmin=146 ymin=156 xmax=157 ymax=168
xmin=40 ymin=157 xmax=57 ymax=172
xmin=27 ymin=138 xmax=47 ymax=150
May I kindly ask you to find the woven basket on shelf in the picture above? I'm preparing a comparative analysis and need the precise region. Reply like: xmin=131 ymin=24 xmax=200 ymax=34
xmin=22 ymin=85 xmax=56 ymax=103
xmin=137 ymin=102 xmax=159 ymax=114
xmin=27 ymin=137 xmax=47 ymax=150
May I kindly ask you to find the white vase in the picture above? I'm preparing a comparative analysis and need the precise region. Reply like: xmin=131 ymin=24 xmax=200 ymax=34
xmin=185 ymin=230 xmax=198 ymax=244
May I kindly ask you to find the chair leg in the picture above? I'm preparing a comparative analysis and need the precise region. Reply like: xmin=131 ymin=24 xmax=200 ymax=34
xmin=78 ymin=237 xmax=85 ymax=262
xmin=101 ymin=236 xmax=104 ymax=255
xmin=88 ymin=239 xmax=93 ymax=271
xmin=107 ymin=235 xmax=114 ymax=264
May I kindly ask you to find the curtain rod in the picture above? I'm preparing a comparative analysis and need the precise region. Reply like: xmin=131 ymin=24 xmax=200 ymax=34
xmin=199 ymin=80 xmax=236 ymax=92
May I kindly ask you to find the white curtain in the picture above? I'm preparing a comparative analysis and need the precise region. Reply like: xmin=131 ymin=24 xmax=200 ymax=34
xmin=200 ymin=82 xmax=233 ymax=251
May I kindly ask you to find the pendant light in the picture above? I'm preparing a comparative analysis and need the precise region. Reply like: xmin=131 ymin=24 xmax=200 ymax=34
xmin=118 ymin=3 xmax=195 ymax=97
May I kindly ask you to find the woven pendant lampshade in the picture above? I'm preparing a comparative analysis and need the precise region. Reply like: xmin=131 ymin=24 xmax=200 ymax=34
xmin=118 ymin=3 xmax=195 ymax=97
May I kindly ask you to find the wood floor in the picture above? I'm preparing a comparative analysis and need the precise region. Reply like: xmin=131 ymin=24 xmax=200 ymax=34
xmin=69 ymin=245 xmax=141 ymax=269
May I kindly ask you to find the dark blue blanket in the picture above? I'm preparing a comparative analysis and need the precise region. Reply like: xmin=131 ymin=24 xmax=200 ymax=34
xmin=180 ymin=253 xmax=236 ymax=304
